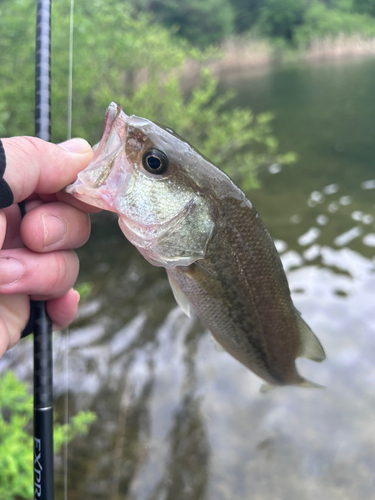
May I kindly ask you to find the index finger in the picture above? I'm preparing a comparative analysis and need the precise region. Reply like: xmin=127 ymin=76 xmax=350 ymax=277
xmin=2 ymin=136 xmax=94 ymax=203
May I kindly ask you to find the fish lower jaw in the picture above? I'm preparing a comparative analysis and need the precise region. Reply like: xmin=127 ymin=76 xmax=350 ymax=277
xmin=66 ymin=183 xmax=117 ymax=212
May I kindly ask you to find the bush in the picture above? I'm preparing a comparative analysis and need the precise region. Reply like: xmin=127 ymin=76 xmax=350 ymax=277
xmin=0 ymin=371 xmax=96 ymax=500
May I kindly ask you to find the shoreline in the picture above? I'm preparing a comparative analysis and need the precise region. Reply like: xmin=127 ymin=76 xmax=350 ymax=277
xmin=183 ymin=35 xmax=375 ymax=83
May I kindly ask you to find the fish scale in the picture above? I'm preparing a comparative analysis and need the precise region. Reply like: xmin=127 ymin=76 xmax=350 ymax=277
xmin=168 ymin=196 xmax=301 ymax=386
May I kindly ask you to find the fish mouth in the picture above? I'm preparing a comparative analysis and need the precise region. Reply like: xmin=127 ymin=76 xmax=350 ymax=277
xmin=65 ymin=102 xmax=130 ymax=211
xmin=66 ymin=102 xmax=202 ymax=267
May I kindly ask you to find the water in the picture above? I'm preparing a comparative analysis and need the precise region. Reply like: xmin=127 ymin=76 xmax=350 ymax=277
xmin=2 ymin=57 xmax=375 ymax=499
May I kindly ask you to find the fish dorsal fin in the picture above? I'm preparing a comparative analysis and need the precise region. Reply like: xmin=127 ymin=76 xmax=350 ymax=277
xmin=167 ymin=270 xmax=191 ymax=317
xmin=295 ymin=309 xmax=326 ymax=362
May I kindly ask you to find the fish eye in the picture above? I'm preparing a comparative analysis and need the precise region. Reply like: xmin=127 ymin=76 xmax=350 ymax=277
xmin=142 ymin=149 xmax=169 ymax=174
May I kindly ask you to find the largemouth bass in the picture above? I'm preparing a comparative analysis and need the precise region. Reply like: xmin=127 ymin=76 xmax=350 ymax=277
xmin=67 ymin=102 xmax=325 ymax=388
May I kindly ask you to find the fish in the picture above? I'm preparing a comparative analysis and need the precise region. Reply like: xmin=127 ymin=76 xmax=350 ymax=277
xmin=66 ymin=102 xmax=326 ymax=388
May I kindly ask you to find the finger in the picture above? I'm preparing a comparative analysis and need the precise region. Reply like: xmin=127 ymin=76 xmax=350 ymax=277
xmin=0 ymin=288 xmax=80 ymax=359
xmin=0 ymin=294 xmax=29 ymax=357
xmin=0 ymin=317 xmax=9 ymax=359
xmin=0 ymin=210 xmax=6 ymax=248
xmin=25 ymin=193 xmax=101 ymax=214
xmin=2 ymin=204 xmax=23 ymax=249
xmin=0 ymin=248 xmax=79 ymax=299
xmin=2 ymin=136 xmax=93 ymax=203
xmin=20 ymin=201 xmax=91 ymax=252
xmin=47 ymin=288 xmax=80 ymax=330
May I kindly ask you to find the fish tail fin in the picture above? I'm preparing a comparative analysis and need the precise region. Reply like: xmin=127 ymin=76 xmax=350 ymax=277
xmin=260 ymin=378 xmax=325 ymax=394
xmin=260 ymin=383 xmax=276 ymax=394
xmin=298 ymin=378 xmax=325 ymax=390
xmin=295 ymin=308 xmax=326 ymax=362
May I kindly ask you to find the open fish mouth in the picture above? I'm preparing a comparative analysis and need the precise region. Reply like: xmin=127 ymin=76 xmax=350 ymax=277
xmin=65 ymin=102 xmax=130 ymax=211
xmin=66 ymin=102 xmax=205 ymax=256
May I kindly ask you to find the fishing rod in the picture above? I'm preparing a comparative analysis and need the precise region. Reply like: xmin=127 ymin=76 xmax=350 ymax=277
xmin=33 ymin=1 xmax=54 ymax=499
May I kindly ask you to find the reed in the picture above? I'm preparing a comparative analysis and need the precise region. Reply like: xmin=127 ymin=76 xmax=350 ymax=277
xmin=183 ymin=34 xmax=375 ymax=82
xmin=304 ymin=35 xmax=375 ymax=61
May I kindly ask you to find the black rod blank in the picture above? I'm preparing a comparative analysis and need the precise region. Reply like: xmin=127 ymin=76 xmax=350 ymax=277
xmin=33 ymin=302 xmax=54 ymax=500
xmin=35 ymin=0 xmax=51 ymax=142
xmin=34 ymin=1 xmax=54 ymax=499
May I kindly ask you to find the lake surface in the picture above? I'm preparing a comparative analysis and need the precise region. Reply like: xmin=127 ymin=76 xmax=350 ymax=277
xmin=2 ymin=56 xmax=375 ymax=499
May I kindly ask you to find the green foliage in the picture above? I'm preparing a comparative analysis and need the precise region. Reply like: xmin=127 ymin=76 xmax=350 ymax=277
xmin=258 ymin=0 xmax=307 ymax=40
xmin=75 ymin=281 xmax=94 ymax=302
xmin=0 ymin=0 xmax=295 ymax=192
xmin=226 ymin=0 xmax=375 ymax=45
xmin=230 ymin=0 xmax=263 ymax=33
xmin=127 ymin=70 xmax=297 ymax=190
xmin=294 ymin=0 xmax=375 ymax=46
xmin=0 ymin=0 xmax=196 ymax=142
xmin=0 ymin=371 xmax=96 ymax=500
xmin=353 ymin=0 xmax=375 ymax=17
xmin=130 ymin=0 xmax=235 ymax=47
xmin=53 ymin=411 xmax=97 ymax=451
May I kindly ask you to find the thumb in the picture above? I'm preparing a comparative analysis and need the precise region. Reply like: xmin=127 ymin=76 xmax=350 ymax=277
xmin=2 ymin=136 xmax=93 ymax=203
xmin=0 ymin=211 xmax=5 ymax=248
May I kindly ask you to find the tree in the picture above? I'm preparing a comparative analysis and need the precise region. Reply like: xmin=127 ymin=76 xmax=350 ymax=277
xmin=230 ymin=0 xmax=263 ymax=33
xmin=353 ymin=0 xmax=375 ymax=17
xmin=130 ymin=0 xmax=235 ymax=47
xmin=258 ymin=0 xmax=307 ymax=40
xmin=0 ymin=0 xmax=295 ymax=192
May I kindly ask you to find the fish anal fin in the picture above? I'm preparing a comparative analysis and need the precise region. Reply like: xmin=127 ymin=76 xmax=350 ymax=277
xmin=167 ymin=270 xmax=191 ymax=317
xmin=295 ymin=309 xmax=326 ymax=362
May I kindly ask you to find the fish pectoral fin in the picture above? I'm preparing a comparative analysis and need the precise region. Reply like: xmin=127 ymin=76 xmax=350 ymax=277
xmin=167 ymin=270 xmax=191 ymax=317
xmin=210 ymin=334 xmax=226 ymax=352
xmin=295 ymin=308 xmax=326 ymax=362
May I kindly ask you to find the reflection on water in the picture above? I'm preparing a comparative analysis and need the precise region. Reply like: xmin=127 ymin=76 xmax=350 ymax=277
xmin=2 ymin=57 xmax=375 ymax=499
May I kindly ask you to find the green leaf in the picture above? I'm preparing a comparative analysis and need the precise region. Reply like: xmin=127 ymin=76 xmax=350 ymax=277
xmin=0 ymin=371 xmax=96 ymax=499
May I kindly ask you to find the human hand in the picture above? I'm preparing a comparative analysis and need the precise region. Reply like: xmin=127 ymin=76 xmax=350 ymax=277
xmin=0 ymin=136 xmax=98 ymax=359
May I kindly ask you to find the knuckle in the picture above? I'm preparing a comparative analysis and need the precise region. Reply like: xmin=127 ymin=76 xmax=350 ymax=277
xmin=20 ymin=136 xmax=43 ymax=157
xmin=47 ymin=251 xmax=78 ymax=294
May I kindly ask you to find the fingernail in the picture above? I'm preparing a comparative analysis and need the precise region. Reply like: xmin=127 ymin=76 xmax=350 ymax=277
xmin=42 ymin=214 xmax=67 ymax=247
xmin=0 ymin=257 xmax=25 ymax=285
xmin=59 ymin=138 xmax=92 ymax=154
xmin=73 ymin=289 xmax=81 ymax=303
